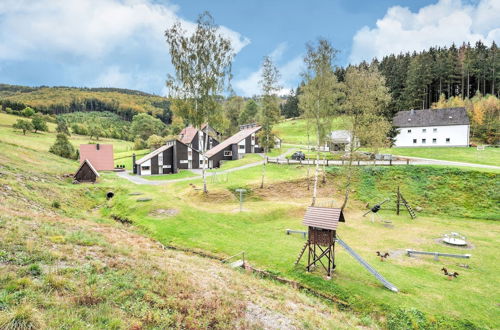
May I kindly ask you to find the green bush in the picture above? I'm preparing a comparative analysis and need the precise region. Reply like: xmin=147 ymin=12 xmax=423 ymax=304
xmin=27 ymin=264 xmax=42 ymax=277
xmin=51 ymin=201 xmax=60 ymax=209
xmin=49 ymin=134 xmax=76 ymax=159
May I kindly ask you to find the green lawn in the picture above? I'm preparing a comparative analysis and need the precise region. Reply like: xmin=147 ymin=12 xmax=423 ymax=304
xmin=105 ymin=164 xmax=500 ymax=329
xmin=381 ymin=146 xmax=500 ymax=166
xmin=274 ymin=117 xmax=343 ymax=145
xmin=0 ymin=112 xmax=134 ymax=154
xmin=142 ymin=170 xmax=198 ymax=181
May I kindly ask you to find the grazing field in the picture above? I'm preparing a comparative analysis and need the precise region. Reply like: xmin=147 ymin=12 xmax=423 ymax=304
xmin=0 ymin=112 xmax=135 ymax=154
xmin=380 ymin=146 xmax=500 ymax=166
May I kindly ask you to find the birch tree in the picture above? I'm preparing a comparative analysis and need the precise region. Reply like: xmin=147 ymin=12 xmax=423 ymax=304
xmin=298 ymin=39 xmax=344 ymax=206
xmin=340 ymin=65 xmax=391 ymax=210
xmin=165 ymin=12 xmax=234 ymax=193
xmin=259 ymin=56 xmax=281 ymax=188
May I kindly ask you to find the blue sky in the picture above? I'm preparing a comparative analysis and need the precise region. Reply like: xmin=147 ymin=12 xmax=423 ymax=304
xmin=0 ymin=0 xmax=499 ymax=96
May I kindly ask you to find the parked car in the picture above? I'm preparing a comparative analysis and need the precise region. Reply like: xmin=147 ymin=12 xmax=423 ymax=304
xmin=291 ymin=151 xmax=306 ymax=160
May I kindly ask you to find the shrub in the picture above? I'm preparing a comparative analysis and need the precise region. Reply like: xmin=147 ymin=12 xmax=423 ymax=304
xmin=27 ymin=264 xmax=42 ymax=277
xmin=134 ymin=137 xmax=147 ymax=150
xmin=5 ymin=107 xmax=13 ymax=114
xmin=51 ymin=201 xmax=60 ymax=209
xmin=0 ymin=304 xmax=45 ymax=330
xmin=13 ymin=119 xmax=34 ymax=135
xmin=49 ymin=134 xmax=76 ymax=159
xmin=21 ymin=107 xmax=35 ymax=117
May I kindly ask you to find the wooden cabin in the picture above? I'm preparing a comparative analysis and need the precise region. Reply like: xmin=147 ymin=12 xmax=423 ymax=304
xmin=296 ymin=206 xmax=345 ymax=276
xmin=74 ymin=159 xmax=99 ymax=183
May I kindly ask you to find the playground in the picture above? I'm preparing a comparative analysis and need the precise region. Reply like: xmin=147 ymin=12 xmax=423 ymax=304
xmin=104 ymin=162 xmax=500 ymax=328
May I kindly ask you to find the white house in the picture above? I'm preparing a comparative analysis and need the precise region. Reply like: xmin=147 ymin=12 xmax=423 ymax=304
xmin=393 ymin=107 xmax=470 ymax=147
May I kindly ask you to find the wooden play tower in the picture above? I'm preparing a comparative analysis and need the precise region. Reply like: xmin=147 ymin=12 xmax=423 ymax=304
xmin=295 ymin=207 xmax=345 ymax=277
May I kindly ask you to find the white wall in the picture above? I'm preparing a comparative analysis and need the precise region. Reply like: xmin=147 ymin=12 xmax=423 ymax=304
xmin=140 ymin=159 xmax=151 ymax=175
xmin=395 ymin=125 xmax=469 ymax=147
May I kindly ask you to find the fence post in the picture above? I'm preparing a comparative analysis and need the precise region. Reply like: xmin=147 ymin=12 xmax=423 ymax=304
xmin=287 ymin=158 xmax=289 ymax=165
xmin=358 ymin=160 xmax=360 ymax=166
xmin=390 ymin=159 xmax=392 ymax=166
xmin=326 ymin=159 xmax=329 ymax=166
xmin=406 ymin=159 xmax=409 ymax=165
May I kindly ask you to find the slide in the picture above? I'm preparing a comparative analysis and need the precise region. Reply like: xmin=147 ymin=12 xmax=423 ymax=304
xmin=336 ymin=237 xmax=398 ymax=292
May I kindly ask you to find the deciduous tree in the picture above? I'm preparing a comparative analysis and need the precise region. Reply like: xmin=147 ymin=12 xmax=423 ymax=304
xmin=166 ymin=11 xmax=234 ymax=193
xmin=298 ymin=39 xmax=344 ymax=206
xmin=13 ymin=119 xmax=33 ymax=135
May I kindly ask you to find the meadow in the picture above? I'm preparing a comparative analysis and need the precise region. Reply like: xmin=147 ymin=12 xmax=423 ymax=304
xmin=2 ymin=111 xmax=499 ymax=328
xmin=105 ymin=162 xmax=499 ymax=329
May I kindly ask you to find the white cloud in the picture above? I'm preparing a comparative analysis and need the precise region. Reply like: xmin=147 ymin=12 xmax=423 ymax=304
xmin=349 ymin=0 xmax=500 ymax=63
xmin=0 ymin=0 xmax=249 ymax=61
xmin=235 ymin=43 xmax=304 ymax=97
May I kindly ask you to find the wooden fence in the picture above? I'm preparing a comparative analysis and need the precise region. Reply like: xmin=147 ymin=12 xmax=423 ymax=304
xmin=266 ymin=157 xmax=411 ymax=166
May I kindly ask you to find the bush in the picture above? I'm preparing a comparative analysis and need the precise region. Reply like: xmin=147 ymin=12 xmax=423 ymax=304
xmin=13 ymin=119 xmax=34 ymax=135
xmin=55 ymin=118 xmax=70 ymax=136
xmin=27 ymin=264 xmax=42 ymax=277
xmin=49 ymin=134 xmax=76 ymax=159
xmin=134 ymin=137 xmax=147 ymax=150
xmin=21 ymin=107 xmax=35 ymax=117
xmin=51 ymin=201 xmax=60 ymax=209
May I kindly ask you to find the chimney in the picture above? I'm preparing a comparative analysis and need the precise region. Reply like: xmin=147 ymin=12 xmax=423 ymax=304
xmin=132 ymin=153 xmax=137 ymax=174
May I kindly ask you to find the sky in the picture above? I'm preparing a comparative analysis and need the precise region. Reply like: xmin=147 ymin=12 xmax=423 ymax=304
xmin=0 ymin=0 xmax=499 ymax=97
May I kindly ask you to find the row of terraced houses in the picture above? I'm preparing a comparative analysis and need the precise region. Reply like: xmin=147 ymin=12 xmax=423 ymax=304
xmin=133 ymin=123 xmax=280 ymax=176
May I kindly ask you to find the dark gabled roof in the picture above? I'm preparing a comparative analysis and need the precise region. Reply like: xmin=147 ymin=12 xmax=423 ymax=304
xmin=302 ymin=206 xmax=345 ymax=231
xmin=205 ymin=126 xmax=261 ymax=158
xmin=136 ymin=144 xmax=172 ymax=165
xmin=393 ymin=107 xmax=469 ymax=128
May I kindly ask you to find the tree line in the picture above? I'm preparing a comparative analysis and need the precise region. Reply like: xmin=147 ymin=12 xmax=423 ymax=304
xmin=281 ymin=41 xmax=499 ymax=120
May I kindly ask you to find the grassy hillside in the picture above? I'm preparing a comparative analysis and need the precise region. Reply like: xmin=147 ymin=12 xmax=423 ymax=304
xmin=0 ymin=113 xmax=134 ymax=155
xmin=0 ymin=124 xmax=369 ymax=329
xmin=2 ymin=114 xmax=499 ymax=328
xmin=380 ymin=146 xmax=500 ymax=167
xmin=0 ymin=84 xmax=171 ymax=122
xmin=274 ymin=117 xmax=343 ymax=145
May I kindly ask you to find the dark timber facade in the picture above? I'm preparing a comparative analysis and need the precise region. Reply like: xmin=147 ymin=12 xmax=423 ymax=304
xmin=205 ymin=125 xmax=262 ymax=169
xmin=135 ymin=140 xmax=201 ymax=176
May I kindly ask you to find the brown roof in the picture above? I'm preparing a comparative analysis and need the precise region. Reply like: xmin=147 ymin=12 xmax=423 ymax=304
xmin=302 ymin=206 xmax=345 ymax=230
xmin=205 ymin=126 xmax=261 ymax=158
xmin=79 ymin=144 xmax=114 ymax=171
xmin=136 ymin=144 xmax=172 ymax=165
xmin=179 ymin=126 xmax=198 ymax=144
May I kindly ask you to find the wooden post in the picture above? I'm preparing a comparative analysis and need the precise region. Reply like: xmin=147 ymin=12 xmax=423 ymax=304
xmin=390 ymin=159 xmax=392 ymax=166
xmin=406 ymin=159 xmax=410 ymax=165
xmin=396 ymin=186 xmax=400 ymax=215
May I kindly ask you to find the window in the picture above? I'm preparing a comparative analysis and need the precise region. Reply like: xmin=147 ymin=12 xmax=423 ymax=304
xmin=413 ymin=139 xmax=417 ymax=144
xmin=433 ymin=128 xmax=437 ymax=133
xmin=422 ymin=128 xmax=426 ymax=133
xmin=158 ymin=153 xmax=163 ymax=166
xmin=239 ymin=145 xmax=245 ymax=149
xmin=141 ymin=166 xmax=150 ymax=170
xmin=446 ymin=138 xmax=450 ymax=143
xmin=199 ymin=160 xmax=204 ymax=165
xmin=224 ymin=151 xmax=232 ymax=156
xmin=422 ymin=139 xmax=426 ymax=144
xmin=188 ymin=150 xmax=192 ymax=157
xmin=251 ymin=135 xmax=255 ymax=140
xmin=432 ymin=138 xmax=437 ymax=144
xmin=407 ymin=129 xmax=411 ymax=133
